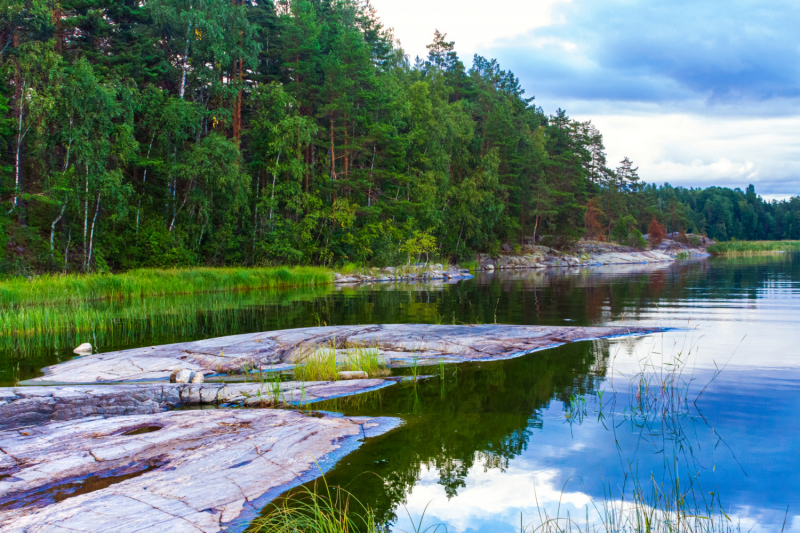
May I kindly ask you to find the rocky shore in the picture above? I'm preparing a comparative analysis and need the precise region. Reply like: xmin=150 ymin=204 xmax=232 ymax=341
xmin=333 ymin=238 xmax=713 ymax=283
xmin=1 ymin=324 xmax=663 ymax=531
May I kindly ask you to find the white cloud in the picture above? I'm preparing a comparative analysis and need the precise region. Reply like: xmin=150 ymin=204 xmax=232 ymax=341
xmin=369 ymin=0 xmax=570 ymax=60
xmin=575 ymin=111 xmax=800 ymax=197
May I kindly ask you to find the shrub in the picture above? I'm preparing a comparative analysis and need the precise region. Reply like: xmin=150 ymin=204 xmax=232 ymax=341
xmin=648 ymin=219 xmax=666 ymax=247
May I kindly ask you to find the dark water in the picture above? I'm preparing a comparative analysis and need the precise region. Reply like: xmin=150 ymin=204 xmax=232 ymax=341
xmin=2 ymin=255 xmax=799 ymax=531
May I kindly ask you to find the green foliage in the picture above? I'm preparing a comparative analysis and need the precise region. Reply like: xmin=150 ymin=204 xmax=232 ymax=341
xmin=399 ymin=229 xmax=436 ymax=264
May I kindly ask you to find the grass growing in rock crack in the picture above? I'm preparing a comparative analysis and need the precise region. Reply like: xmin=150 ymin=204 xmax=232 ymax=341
xmin=292 ymin=341 xmax=387 ymax=381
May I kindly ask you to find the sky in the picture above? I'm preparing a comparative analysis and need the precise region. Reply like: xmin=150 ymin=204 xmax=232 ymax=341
xmin=370 ymin=0 xmax=800 ymax=200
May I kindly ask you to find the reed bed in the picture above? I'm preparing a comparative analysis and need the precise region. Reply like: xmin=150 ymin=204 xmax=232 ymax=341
xmin=0 ymin=267 xmax=333 ymax=307
xmin=0 ymin=286 xmax=330 ymax=354
xmin=707 ymin=240 xmax=800 ymax=256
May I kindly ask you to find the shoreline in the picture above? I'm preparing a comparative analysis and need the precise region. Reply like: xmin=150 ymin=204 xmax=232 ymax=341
xmin=0 ymin=324 xmax=662 ymax=531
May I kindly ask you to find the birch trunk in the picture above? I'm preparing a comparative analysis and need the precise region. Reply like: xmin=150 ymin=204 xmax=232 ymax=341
xmin=179 ymin=6 xmax=193 ymax=100
xmin=87 ymin=193 xmax=101 ymax=269
xmin=12 ymin=78 xmax=27 ymax=211
xmin=50 ymin=204 xmax=66 ymax=260
xmin=136 ymin=136 xmax=154 ymax=235
xmin=83 ymin=166 xmax=89 ymax=271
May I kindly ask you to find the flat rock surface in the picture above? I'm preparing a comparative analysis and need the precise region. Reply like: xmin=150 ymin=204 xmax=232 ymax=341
xmin=0 ymin=379 xmax=396 ymax=431
xmin=0 ymin=409 xmax=398 ymax=532
xmin=31 ymin=324 xmax=661 ymax=384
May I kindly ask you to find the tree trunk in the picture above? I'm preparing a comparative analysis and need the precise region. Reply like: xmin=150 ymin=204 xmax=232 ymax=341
xmin=87 ymin=193 xmax=101 ymax=270
xmin=83 ymin=166 xmax=89 ymax=271
xmin=179 ymin=5 xmax=193 ymax=99
xmin=50 ymin=204 xmax=66 ymax=261
xmin=12 ymin=77 xmax=27 ymax=212
xmin=137 ymin=136 xmax=154 ymax=235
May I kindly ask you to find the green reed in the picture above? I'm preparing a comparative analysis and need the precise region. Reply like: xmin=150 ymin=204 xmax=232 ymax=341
xmin=0 ymin=285 xmax=331 ymax=354
xmin=0 ymin=266 xmax=334 ymax=307
xmin=292 ymin=342 xmax=387 ymax=382
xmin=707 ymin=240 xmax=800 ymax=256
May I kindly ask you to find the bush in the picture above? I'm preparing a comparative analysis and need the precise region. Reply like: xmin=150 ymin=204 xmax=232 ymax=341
xmin=648 ymin=219 xmax=666 ymax=247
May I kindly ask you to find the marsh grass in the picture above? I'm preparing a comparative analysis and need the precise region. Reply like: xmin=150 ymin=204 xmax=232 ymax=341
xmin=292 ymin=341 xmax=387 ymax=381
xmin=0 ymin=266 xmax=333 ymax=307
xmin=253 ymin=475 xmax=380 ymax=533
xmin=707 ymin=240 xmax=800 ymax=256
xmin=0 ymin=285 xmax=330 ymax=354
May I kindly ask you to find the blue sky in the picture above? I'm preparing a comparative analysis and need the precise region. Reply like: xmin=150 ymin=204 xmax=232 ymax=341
xmin=372 ymin=0 xmax=800 ymax=198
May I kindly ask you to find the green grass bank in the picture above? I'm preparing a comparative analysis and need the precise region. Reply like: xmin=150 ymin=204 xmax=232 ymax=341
xmin=707 ymin=240 xmax=800 ymax=256
xmin=0 ymin=267 xmax=334 ymax=307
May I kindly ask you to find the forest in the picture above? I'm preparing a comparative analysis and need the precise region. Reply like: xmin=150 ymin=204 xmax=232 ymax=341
xmin=1 ymin=0 xmax=798 ymax=274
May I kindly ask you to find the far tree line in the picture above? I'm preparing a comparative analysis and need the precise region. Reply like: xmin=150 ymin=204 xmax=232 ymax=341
xmin=1 ymin=0 xmax=797 ymax=273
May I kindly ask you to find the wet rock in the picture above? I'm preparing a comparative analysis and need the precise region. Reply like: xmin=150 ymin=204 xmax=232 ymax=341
xmin=0 ymin=409 xmax=398 ymax=532
xmin=73 ymin=343 xmax=92 ymax=355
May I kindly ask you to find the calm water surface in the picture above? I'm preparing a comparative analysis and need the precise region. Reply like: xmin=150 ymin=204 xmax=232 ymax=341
xmin=2 ymin=255 xmax=799 ymax=531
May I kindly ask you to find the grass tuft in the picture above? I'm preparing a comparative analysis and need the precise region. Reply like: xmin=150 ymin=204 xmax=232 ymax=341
xmin=292 ymin=341 xmax=387 ymax=381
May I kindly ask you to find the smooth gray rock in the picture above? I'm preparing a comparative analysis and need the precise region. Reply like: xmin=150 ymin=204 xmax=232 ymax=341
xmin=29 ymin=324 xmax=661 ymax=384
xmin=0 ymin=409 xmax=398 ymax=532
xmin=0 ymin=379 xmax=399 ymax=430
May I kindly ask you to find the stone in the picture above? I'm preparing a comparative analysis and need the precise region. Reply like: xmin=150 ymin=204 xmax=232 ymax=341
xmin=29 ymin=324 xmax=662 ymax=385
xmin=73 ymin=342 xmax=92 ymax=355
xmin=0 ymin=409 xmax=398 ymax=532
xmin=190 ymin=371 xmax=204 ymax=383
xmin=337 ymin=370 xmax=368 ymax=380
xmin=0 ymin=379 xmax=402 ymax=430
xmin=169 ymin=369 xmax=195 ymax=383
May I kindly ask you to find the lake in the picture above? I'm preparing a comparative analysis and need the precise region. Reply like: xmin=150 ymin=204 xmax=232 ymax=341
xmin=2 ymin=254 xmax=798 ymax=531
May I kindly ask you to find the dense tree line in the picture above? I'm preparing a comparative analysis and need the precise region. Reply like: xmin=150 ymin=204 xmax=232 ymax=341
xmin=1 ymin=0 xmax=797 ymax=274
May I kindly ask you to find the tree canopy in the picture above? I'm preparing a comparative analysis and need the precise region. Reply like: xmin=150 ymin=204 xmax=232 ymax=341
xmin=1 ymin=0 xmax=797 ymax=273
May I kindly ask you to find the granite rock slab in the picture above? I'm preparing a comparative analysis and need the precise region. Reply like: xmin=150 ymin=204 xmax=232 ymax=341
xmin=0 ymin=409 xmax=398 ymax=532
xmin=30 ymin=324 xmax=661 ymax=384
xmin=0 ymin=378 xmax=397 ymax=431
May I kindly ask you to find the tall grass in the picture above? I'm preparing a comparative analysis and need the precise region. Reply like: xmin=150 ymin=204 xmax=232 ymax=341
xmin=707 ymin=240 xmax=800 ymax=256
xmin=253 ymin=477 xmax=381 ymax=533
xmin=0 ymin=266 xmax=334 ymax=307
xmin=0 ymin=285 xmax=330 ymax=354
xmin=292 ymin=342 xmax=387 ymax=381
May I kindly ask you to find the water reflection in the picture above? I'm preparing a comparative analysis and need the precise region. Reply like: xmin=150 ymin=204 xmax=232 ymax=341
xmin=275 ymin=254 xmax=800 ymax=532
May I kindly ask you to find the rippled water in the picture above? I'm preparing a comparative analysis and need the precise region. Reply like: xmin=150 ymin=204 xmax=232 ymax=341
xmin=2 ymin=255 xmax=799 ymax=531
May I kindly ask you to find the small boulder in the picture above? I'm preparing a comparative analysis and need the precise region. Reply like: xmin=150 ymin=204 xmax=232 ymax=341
xmin=170 ymin=369 xmax=198 ymax=384
xmin=73 ymin=343 xmax=92 ymax=355
xmin=337 ymin=371 xmax=368 ymax=380
xmin=190 ymin=372 xmax=204 ymax=383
